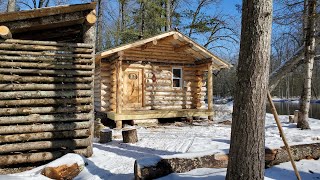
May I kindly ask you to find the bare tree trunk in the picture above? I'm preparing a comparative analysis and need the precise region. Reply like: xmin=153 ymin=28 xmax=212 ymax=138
xmin=6 ymin=0 xmax=16 ymax=12
xmin=298 ymin=0 xmax=316 ymax=130
xmin=226 ymin=0 xmax=273 ymax=179
xmin=96 ymin=0 xmax=103 ymax=52
xmin=139 ymin=1 xmax=145 ymax=39
xmin=166 ymin=0 xmax=171 ymax=31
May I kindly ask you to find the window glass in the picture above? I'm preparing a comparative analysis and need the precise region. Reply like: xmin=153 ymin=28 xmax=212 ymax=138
xmin=172 ymin=68 xmax=182 ymax=88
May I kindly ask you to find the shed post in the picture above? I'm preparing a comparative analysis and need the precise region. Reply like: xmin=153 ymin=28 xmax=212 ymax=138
xmin=83 ymin=17 xmax=96 ymax=157
xmin=207 ymin=63 xmax=213 ymax=121
xmin=116 ymin=52 xmax=123 ymax=129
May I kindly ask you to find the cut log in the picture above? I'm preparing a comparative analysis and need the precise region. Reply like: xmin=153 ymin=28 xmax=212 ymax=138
xmin=0 ymin=26 xmax=12 ymax=39
xmin=0 ymin=149 xmax=88 ymax=166
xmin=99 ymin=128 xmax=112 ymax=143
xmin=122 ymin=128 xmax=138 ymax=143
xmin=0 ymin=43 xmax=92 ymax=53
xmin=0 ymin=129 xmax=90 ymax=143
xmin=42 ymin=163 xmax=81 ymax=180
xmin=0 ymin=97 xmax=92 ymax=107
xmin=135 ymin=143 xmax=320 ymax=179
xmin=0 ymin=138 xmax=90 ymax=154
xmin=0 ymin=68 xmax=93 ymax=76
xmin=0 ymin=105 xmax=92 ymax=116
xmin=134 ymin=151 xmax=228 ymax=180
xmin=85 ymin=10 xmax=97 ymax=25
xmin=0 ymin=113 xmax=91 ymax=125
xmin=0 ymin=61 xmax=93 ymax=70
xmin=0 ymin=83 xmax=91 ymax=91
xmin=0 ymin=121 xmax=90 ymax=135
xmin=0 ymin=39 xmax=93 ymax=48
xmin=0 ymin=90 xmax=91 ymax=100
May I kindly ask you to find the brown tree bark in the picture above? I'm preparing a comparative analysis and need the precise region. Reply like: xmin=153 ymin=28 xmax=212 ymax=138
xmin=298 ymin=0 xmax=317 ymax=130
xmin=166 ymin=0 xmax=171 ymax=31
xmin=226 ymin=0 xmax=273 ymax=179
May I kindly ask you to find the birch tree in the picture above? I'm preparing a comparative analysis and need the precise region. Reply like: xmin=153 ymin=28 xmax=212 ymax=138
xmin=298 ymin=0 xmax=317 ymax=129
xmin=226 ymin=0 xmax=273 ymax=179
xmin=7 ymin=0 xmax=16 ymax=12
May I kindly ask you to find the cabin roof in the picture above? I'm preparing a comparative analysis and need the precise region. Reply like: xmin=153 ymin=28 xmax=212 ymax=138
xmin=0 ymin=3 xmax=96 ymax=23
xmin=96 ymin=31 xmax=231 ymax=69
xmin=0 ymin=2 xmax=96 ymax=42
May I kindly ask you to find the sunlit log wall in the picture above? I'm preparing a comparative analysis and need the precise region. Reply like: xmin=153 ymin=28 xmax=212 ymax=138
xmin=96 ymin=60 xmax=208 ymax=112
xmin=0 ymin=39 xmax=94 ymax=166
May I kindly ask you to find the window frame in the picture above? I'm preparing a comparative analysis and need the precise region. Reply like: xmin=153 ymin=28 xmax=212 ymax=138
xmin=172 ymin=67 xmax=183 ymax=88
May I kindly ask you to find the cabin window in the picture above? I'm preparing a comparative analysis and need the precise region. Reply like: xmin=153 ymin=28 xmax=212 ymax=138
xmin=172 ymin=67 xmax=182 ymax=88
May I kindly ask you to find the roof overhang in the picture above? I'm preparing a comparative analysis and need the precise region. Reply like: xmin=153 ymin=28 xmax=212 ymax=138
xmin=96 ymin=31 xmax=231 ymax=69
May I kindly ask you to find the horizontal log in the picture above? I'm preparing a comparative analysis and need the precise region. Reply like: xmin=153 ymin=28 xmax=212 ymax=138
xmin=0 ymin=43 xmax=93 ymax=53
xmin=0 ymin=50 xmax=93 ymax=58
xmin=0 ymin=68 xmax=93 ymax=76
xmin=123 ymin=56 xmax=193 ymax=64
xmin=0 ymin=113 xmax=92 ymax=125
xmin=0 ymin=90 xmax=91 ymax=100
xmin=0 ymin=74 xmax=93 ymax=83
xmin=0 ymin=121 xmax=90 ymax=135
xmin=0 ymin=55 xmax=92 ymax=64
xmin=0 ymin=129 xmax=90 ymax=144
xmin=0 ymin=105 xmax=92 ymax=115
xmin=1 ymin=39 xmax=93 ymax=48
xmin=134 ymin=152 xmax=228 ymax=180
xmin=145 ymin=72 xmax=171 ymax=79
xmin=144 ymin=96 xmax=195 ymax=101
xmin=0 ymin=61 xmax=93 ymax=70
xmin=0 ymin=138 xmax=90 ymax=154
xmin=0 ymin=97 xmax=92 ymax=107
xmin=0 ymin=83 xmax=91 ymax=91
xmin=146 ymin=101 xmax=193 ymax=106
xmin=145 ymin=92 xmax=205 ymax=96
xmin=153 ymin=105 xmax=193 ymax=109
xmin=0 ymin=148 xmax=89 ymax=166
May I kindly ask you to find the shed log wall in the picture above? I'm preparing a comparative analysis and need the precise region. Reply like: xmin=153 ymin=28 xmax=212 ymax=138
xmin=0 ymin=39 xmax=94 ymax=166
xmin=96 ymin=60 xmax=208 ymax=112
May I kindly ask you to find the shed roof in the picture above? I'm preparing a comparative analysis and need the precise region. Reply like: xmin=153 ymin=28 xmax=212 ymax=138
xmin=96 ymin=31 xmax=231 ymax=69
xmin=0 ymin=2 xmax=96 ymax=42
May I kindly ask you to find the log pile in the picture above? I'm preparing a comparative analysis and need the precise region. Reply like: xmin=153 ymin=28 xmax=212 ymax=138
xmin=0 ymin=39 xmax=94 ymax=166
xmin=135 ymin=143 xmax=320 ymax=179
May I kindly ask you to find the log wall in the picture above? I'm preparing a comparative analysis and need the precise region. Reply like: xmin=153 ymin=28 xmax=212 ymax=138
xmin=97 ymin=60 xmax=208 ymax=112
xmin=0 ymin=39 xmax=94 ymax=166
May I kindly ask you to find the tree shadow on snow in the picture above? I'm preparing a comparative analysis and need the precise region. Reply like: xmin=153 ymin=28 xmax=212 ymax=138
xmin=93 ymin=141 xmax=178 ymax=160
xmin=265 ymin=166 xmax=320 ymax=180
xmin=78 ymin=156 xmax=132 ymax=180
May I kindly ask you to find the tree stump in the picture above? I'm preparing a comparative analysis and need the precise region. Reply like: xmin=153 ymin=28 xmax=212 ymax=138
xmin=122 ymin=128 xmax=138 ymax=143
xmin=293 ymin=110 xmax=299 ymax=123
xmin=99 ymin=128 xmax=112 ymax=143
xmin=116 ymin=121 xmax=123 ymax=129
xmin=289 ymin=115 xmax=294 ymax=123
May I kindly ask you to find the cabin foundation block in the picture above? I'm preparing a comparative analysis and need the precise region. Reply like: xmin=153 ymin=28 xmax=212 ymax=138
xmin=116 ymin=121 xmax=122 ymax=129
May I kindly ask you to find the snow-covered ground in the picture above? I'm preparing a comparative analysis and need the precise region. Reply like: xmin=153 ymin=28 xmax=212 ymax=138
xmin=1 ymin=103 xmax=320 ymax=179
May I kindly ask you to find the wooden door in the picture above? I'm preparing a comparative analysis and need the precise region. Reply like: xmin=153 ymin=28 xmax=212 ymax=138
xmin=123 ymin=68 xmax=143 ymax=109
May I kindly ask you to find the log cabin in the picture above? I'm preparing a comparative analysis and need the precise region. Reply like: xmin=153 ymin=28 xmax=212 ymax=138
xmin=0 ymin=3 xmax=96 ymax=166
xmin=95 ymin=31 xmax=231 ymax=128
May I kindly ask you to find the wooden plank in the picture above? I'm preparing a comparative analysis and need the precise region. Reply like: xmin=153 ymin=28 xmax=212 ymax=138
xmin=107 ymin=109 xmax=213 ymax=121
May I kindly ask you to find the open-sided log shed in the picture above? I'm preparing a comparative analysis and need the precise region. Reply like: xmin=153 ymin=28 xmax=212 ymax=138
xmin=95 ymin=31 xmax=231 ymax=128
xmin=0 ymin=3 xmax=96 ymax=166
